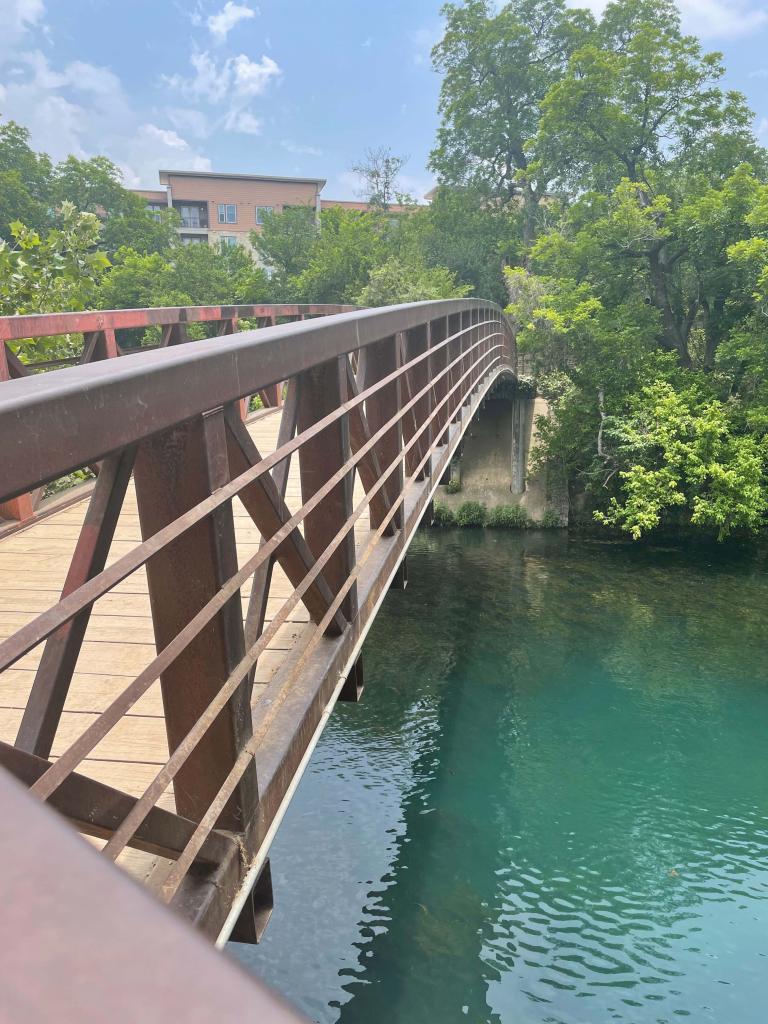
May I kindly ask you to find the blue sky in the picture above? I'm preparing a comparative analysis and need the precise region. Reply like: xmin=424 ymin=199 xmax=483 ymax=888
xmin=2 ymin=0 xmax=768 ymax=200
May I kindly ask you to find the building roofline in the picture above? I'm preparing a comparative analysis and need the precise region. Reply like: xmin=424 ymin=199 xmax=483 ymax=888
xmin=158 ymin=169 xmax=327 ymax=188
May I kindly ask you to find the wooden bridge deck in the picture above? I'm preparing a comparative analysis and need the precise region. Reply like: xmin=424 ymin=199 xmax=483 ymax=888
xmin=0 ymin=407 xmax=370 ymax=888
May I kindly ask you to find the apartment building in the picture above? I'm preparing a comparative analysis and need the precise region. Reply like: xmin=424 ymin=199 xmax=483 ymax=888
xmin=133 ymin=170 xmax=413 ymax=249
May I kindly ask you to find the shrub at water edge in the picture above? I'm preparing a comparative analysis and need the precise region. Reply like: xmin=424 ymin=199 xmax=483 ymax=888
xmin=431 ymin=501 xmax=456 ymax=527
xmin=455 ymin=501 xmax=487 ymax=528
xmin=487 ymin=504 xmax=530 ymax=529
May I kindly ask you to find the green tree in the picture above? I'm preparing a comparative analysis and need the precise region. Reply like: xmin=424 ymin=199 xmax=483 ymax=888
xmin=356 ymin=256 xmax=471 ymax=306
xmin=52 ymin=155 xmax=178 ymax=256
xmin=351 ymin=147 xmax=408 ymax=210
xmin=291 ymin=207 xmax=388 ymax=303
xmin=252 ymin=205 xmax=319 ymax=294
xmin=431 ymin=0 xmax=592 ymax=247
xmin=0 ymin=120 xmax=53 ymax=238
xmin=398 ymin=185 xmax=521 ymax=304
xmin=97 ymin=241 xmax=270 ymax=311
xmin=594 ymin=382 xmax=767 ymax=539
xmin=100 ymin=193 xmax=179 ymax=256
xmin=0 ymin=202 xmax=110 ymax=358
xmin=538 ymin=0 xmax=757 ymax=193
xmin=51 ymin=155 xmax=128 ymax=216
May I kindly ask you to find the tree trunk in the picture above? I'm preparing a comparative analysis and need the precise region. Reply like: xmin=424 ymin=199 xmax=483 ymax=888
xmin=521 ymin=184 xmax=539 ymax=268
xmin=702 ymin=297 xmax=725 ymax=370
xmin=648 ymin=247 xmax=691 ymax=368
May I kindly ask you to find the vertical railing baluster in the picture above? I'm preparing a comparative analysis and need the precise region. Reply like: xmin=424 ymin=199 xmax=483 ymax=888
xmin=430 ymin=316 xmax=449 ymax=453
xmin=449 ymin=312 xmax=462 ymax=424
xmin=363 ymin=336 xmax=404 ymax=531
xmin=133 ymin=410 xmax=258 ymax=832
xmin=296 ymin=357 xmax=358 ymax=625
xmin=403 ymin=324 xmax=430 ymax=481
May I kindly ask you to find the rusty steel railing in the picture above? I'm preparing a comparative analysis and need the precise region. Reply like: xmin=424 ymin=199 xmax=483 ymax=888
xmin=0 ymin=299 xmax=515 ymax=972
xmin=0 ymin=303 xmax=354 ymax=523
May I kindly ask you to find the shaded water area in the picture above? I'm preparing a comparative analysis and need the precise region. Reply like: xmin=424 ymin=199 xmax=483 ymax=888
xmin=232 ymin=531 xmax=768 ymax=1023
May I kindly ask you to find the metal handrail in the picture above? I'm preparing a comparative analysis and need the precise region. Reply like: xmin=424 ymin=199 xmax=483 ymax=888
xmin=0 ymin=298 xmax=516 ymax=965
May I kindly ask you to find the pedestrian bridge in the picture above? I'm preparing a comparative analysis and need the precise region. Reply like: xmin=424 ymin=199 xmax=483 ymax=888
xmin=0 ymin=300 xmax=515 ymax=1016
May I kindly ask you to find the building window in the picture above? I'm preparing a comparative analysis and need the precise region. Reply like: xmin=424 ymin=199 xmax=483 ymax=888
xmin=180 ymin=233 xmax=208 ymax=245
xmin=255 ymin=206 xmax=274 ymax=225
xmin=219 ymin=235 xmax=239 ymax=248
xmin=146 ymin=201 xmax=164 ymax=223
xmin=177 ymin=203 xmax=207 ymax=229
xmin=218 ymin=203 xmax=237 ymax=224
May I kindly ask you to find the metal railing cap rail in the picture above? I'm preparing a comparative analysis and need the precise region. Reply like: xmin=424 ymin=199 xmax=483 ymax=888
xmin=0 ymin=303 xmax=357 ymax=343
xmin=0 ymin=299 xmax=509 ymax=501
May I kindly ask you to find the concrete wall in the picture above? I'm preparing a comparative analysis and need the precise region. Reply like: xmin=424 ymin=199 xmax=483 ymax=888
xmin=437 ymin=385 xmax=568 ymax=525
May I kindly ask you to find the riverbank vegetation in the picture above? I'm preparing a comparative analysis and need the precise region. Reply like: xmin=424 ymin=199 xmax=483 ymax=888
xmin=431 ymin=501 xmax=561 ymax=530
xmin=1 ymin=0 xmax=767 ymax=539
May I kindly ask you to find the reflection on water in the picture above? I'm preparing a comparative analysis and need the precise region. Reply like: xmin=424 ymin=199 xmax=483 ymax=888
xmin=231 ymin=531 xmax=768 ymax=1023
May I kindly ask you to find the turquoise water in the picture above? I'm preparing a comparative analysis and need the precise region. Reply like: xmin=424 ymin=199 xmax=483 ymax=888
xmin=232 ymin=531 xmax=768 ymax=1023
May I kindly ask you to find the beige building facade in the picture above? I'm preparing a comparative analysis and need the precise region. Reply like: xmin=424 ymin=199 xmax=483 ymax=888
xmin=137 ymin=170 xmax=325 ymax=250
xmin=133 ymin=170 xmax=415 ymax=251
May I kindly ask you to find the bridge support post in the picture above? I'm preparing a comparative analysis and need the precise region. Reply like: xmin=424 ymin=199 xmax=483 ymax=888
xmin=133 ymin=409 xmax=259 ymax=833
xmin=339 ymin=655 xmax=365 ymax=703
xmin=429 ymin=317 xmax=450 ymax=458
xmin=390 ymin=557 xmax=408 ymax=591
xmin=363 ymin=336 xmax=404 ymax=531
xmin=448 ymin=312 xmax=462 ymax=425
xmin=230 ymin=860 xmax=274 ymax=944
xmin=296 ymin=356 xmax=358 ymax=625
xmin=402 ymin=325 xmax=430 ymax=482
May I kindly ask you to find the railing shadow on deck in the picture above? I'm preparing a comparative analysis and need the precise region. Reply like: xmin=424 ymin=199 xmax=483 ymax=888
xmin=0 ymin=298 xmax=515 ymax=1014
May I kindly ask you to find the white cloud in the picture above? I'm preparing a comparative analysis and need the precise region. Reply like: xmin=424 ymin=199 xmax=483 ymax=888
xmin=121 ymin=124 xmax=211 ymax=186
xmin=165 ymin=51 xmax=280 ymax=101
xmin=757 ymin=117 xmax=768 ymax=138
xmin=207 ymin=1 xmax=257 ymax=42
xmin=0 ymin=0 xmax=45 ymax=59
xmin=0 ymin=8 xmax=211 ymax=186
xmin=749 ymin=67 xmax=768 ymax=78
xmin=568 ymin=0 xmax=767 ymax=38
xmin=166 ymin=106 xmax=210 ymax=139
xmin=282 ymin=140 xmax=323 ymax=156
xmin=164 ymin=51 xmax=228 ymax=103
xmin=231 ymin=53 xmax=280 ymax=96
xmin=164 ymin=50 xmax=280 ymax=138
xmin=223 ymin=109 xmax=262 ymax=134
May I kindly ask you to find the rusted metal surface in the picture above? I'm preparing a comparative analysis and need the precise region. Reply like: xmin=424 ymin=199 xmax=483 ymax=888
xmin=0 ymin=303 xmax=352 ymax=523
xmin=0 ymin=303 xmax=355 ymax=343
xmin=0 ymin=769 xmax=308 ymax=1023
xmin=132 ymin=412 xmax=258 ymax=832
xmin=0 ymin=298 xmax=514 ymax=1008
xmin=297 ymin=357 xmax=358 ymax=625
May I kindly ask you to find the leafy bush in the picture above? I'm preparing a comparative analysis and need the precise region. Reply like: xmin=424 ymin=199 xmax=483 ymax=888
xmin=445 ymin=477 xmax=462 ymax=494
xmin=539 ymin=509 xmax=563 ymax=529
xmin=455 ymin=501 xmax=487 ymax=528
xmin=43 ymin=468 xmax=95 ymax=500
xmin=487 ymin=504 xmax=529 ymax=529
xmin=431 ymin=501 xmax=456 ymax=527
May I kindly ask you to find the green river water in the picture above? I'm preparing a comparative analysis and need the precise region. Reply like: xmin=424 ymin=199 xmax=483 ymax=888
xmin=231 ymin=530 xmax=768 ymax=1024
